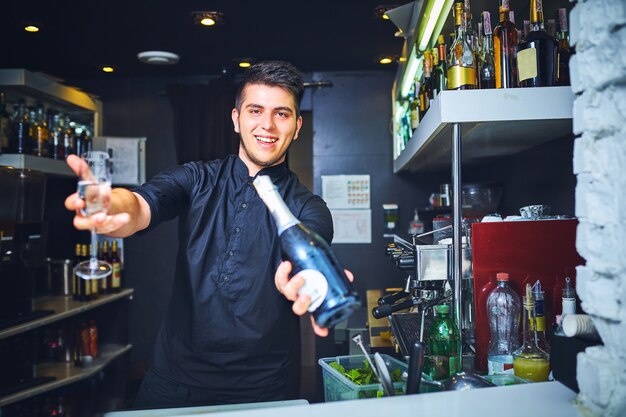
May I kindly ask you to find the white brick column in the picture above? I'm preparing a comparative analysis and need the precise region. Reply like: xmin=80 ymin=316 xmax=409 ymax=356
xmin=570 ymin=0 xmax=626 ymax=415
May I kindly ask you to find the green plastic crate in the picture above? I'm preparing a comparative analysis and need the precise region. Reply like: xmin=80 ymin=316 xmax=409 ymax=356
xmin=318 ymin=354 xmax=407 ymax=401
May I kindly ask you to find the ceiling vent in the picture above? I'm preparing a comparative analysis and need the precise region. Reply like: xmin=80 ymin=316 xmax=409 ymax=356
xmin=137 ymin=51 xmax=180 ymax=65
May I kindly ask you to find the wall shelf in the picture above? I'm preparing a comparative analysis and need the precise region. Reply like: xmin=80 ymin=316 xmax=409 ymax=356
xmin=0 ymin=68 xmax=102 ymax=135
xmin=394 ymin=87 xmax=575 ymax=173
xmin=0 ymin=343 xmax=132 ymax=407
xmin=0 ymin=289 xmax=134 ymax=340
xmin=0 ymin=154 xmax=74 ymax=177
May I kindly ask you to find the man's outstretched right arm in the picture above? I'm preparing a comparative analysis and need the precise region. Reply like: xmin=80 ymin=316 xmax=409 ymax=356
xmin=64 ymin=154 xmax=151 ymax=238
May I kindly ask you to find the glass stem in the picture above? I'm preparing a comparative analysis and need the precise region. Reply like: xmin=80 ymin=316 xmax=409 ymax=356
xmin=89 ymin=229 xmax=99 ymax=271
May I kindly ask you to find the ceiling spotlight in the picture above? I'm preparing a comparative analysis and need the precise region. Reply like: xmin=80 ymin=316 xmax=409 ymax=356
xmin=137 ymin=51 xmax=180 ymax=65
xmin=102 ymin=66 xmax=115 ymax=73
xmin=24 ymin=25 xmax=40 ymax=33
xmin=192 ymin=11 xmax=224 ymax=27
xmin=233 ymin=58 xmax=255 ymax=69
xmin=377 ymin=56 xmax=395 ymax=65
xmin=373 ymin=4 xmax=399 ymax=20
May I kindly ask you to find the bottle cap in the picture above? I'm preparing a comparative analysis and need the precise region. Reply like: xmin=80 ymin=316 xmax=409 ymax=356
xmin=496 ymin=272 xmax=509 ymax=281
xmin=435 ymin=304 xmax=450 ymax=315
xmin=562 ymin=276 xmax=576 ymax=298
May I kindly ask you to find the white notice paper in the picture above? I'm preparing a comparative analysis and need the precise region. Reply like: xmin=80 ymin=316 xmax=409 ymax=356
xmin=330 ymin=209 xmax=372 ymax=244
xmin=322 ymin=175 xmax=370 ymax=209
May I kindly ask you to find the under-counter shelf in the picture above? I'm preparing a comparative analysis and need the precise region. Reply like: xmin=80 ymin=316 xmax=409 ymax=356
xmin=0 ymin=153 xmax=74 ymax=177
xmin=0 ymin=289 xmax=134 ymax=340
xmin=0 ymin=343 xmax=132 ymax=407
xmin=394 ymin=87 xmax=575 ymax=173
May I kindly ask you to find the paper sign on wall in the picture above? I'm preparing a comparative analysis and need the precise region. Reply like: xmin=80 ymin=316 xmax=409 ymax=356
xmin=330 ymin=209 xmax=372 ymax=244
xmin=322 ymin=175 xmax=370 ymax=209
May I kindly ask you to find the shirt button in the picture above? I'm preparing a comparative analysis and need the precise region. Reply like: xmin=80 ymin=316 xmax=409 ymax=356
xmin=235 ymin=227 xmax=241 ymax=233
xmin=228 ymin=250 xmax=234 ymax=257
xmin=241 ymin=203 xmax=247 ymax=209
xmin=222 ymin=274 xmax=228 ymax=281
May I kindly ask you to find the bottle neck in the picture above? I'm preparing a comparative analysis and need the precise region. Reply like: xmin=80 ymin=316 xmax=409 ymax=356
xmin=499 ymin=0 xmax=510 ymax=23
xmin=253 ymin=176 xmax=301 ymax=235
xmin=530 ymin=0 xmax=544 ymax=25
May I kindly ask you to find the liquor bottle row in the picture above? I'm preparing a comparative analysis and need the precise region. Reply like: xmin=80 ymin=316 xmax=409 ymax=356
xmin=0 ymin=320 xmax=101 ymax=417
xmin=447 ymin=0 xmax=569 ymax=91
xmin=0 ymin=92 xmax=94 ymax=159
xmin=73 ymin=240 xmax=123 ymax=301
xmin=404 ymin=0 xmax=570 ymax=136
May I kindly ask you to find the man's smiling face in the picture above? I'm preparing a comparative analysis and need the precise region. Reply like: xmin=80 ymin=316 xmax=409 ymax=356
xmin=232 ymin=83 xmax=302 ymax=176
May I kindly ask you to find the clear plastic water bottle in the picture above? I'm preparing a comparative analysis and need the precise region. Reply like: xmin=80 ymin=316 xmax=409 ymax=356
xmin=487 ymin=272 xmax=521 ymax=375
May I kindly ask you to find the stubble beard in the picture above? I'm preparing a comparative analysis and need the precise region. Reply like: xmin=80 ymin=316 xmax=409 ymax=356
xmin=238 ymin=125 xmax=294 ymax=169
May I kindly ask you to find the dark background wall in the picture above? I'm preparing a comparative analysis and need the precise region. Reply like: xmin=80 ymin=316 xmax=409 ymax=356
xmin=69 ymin=71 xmax=576 ymax=402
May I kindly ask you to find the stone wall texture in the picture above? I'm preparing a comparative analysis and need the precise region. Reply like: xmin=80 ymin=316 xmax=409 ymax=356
xmin=570 ymin=0 xmax=626 ymax=415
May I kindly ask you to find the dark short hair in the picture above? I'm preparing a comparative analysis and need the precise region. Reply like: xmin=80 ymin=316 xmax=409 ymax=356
xmin=235 ymin=60 xmax=304 ymax=117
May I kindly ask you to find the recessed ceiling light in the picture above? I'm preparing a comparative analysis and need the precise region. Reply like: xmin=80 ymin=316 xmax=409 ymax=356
xmin=137 ymin=51 xmax=180 ymax=65
xmin=24 ymin=25 xmax=40 ymax=33
xmin=192 ymin=11 xmax=224 ymax=27
xmin=102 ymin=66 xmax=115 ymax=73
xmin=238 ymin=61 xmax=252 ymax=68
xmin=378 ymin=56 xmax=394 ymax=65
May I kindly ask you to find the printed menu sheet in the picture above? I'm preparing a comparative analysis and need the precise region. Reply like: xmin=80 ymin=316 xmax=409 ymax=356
xmin=322 ymin=175 xmax=371 ymax=244
xmin=321 ymin=175 xmax=370 ymax=209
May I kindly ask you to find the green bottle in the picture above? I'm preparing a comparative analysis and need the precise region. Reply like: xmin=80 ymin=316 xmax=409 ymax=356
xmin=426 ymin=304 xmax=461 ymax=380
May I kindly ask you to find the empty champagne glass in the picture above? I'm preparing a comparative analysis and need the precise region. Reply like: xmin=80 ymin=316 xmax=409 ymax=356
xmin=74 ymin=151 xmax=113 ymax=280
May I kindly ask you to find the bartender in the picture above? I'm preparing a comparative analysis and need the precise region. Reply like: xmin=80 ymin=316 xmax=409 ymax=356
xmin=64 ymin=60 xmax=353 ymax=408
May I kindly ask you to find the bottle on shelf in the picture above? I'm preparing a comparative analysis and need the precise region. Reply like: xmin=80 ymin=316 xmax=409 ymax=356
xmin=463 ymin=0 xmax=478 ymax=86
xmin=32 ymin=104 xmax=49 ymax=157
xmin=486 ymin=272 xmax=521 ymax=375
xmin=80 ymin=244 xmax=92 ymax=301
xmin=420 ymin=50 xmax=433 ymax=119
xmin=556 ymin=8 xmax=571 ymax=86
xmin=555 ymin=276 xmax=576 ymax=336
xmin=79 ymin=321 xmax=92 ymax=363
xmin=49 ymin=111 xmax=64 ymax=160
xmin=110 ymin=240 xmax=122 ymax=292
xmin=517 ymin=0 xmax=558 ymax=87
xmin=546 ymin=19 xmax=556 ymax=38
xmin=523 ymin=19 xmax=531 ymax=38
xmin=513 ymin=283 xmax=550 ymax=382
xmin=410 ymin=84 xmax=420 ymax=131
xmin=426 ymin=304 xmax=461 ymax=380
xmin=0 ymin=92 xmax=10 ymax=153
xmin=434 ymin=35 xmax=447 ymax=93
xmin=63 ymin=114 xmax=75 ymax=156
xmin=531 ymin=280 xmax=550 ymax=353
xmin=407 ymin=209 xmax=425 ymax=235
xmin=88 ymin=320 xmax=98 ymax=358
xmin=252 ymin=175 xmax=361 ymax=329
xmin=11 ymin=99 xmax=31 ymax=154
xmin=99 ymin=241 xmax=109 ymax=294
xmin=72 ymin=243 xmax=82 ymax=301
xmin=479 ymin=11 xmax=496 ymax=89
xmin=493 ymin=0 xmax=518 ymax=88
xmin=447 ymin=1 xmax=477 ymax=90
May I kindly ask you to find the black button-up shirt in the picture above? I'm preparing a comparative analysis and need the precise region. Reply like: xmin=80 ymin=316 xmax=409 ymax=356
xmin=133 ymin=155 xmax=333 ymax=403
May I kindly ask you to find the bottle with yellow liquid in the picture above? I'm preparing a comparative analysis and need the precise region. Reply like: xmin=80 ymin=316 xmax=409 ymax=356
xmin=513 ymin=283 xmax=550 ymax=382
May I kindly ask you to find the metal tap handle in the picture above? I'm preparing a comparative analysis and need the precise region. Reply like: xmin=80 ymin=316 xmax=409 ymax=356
xmin=372 ymin=297 xmax=420 ymax=319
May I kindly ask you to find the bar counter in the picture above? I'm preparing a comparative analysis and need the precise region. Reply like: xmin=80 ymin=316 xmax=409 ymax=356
xmin=106 ymin=381 xmax=583 ymax=417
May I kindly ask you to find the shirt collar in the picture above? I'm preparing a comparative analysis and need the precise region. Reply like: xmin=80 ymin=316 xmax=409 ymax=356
xmin=234 ymin=156 xmax=288 ymax=182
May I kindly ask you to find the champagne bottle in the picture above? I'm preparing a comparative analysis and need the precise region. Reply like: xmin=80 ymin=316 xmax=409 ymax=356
xmin=447 ymin=1 xmax=477 ymax=90
xmin=253 ymin=175 xmax=361 ymax=329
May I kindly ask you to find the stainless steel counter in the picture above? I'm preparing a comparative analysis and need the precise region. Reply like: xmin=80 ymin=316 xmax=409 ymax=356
xmin=105 ymin=381 xmax=582 ymax=417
